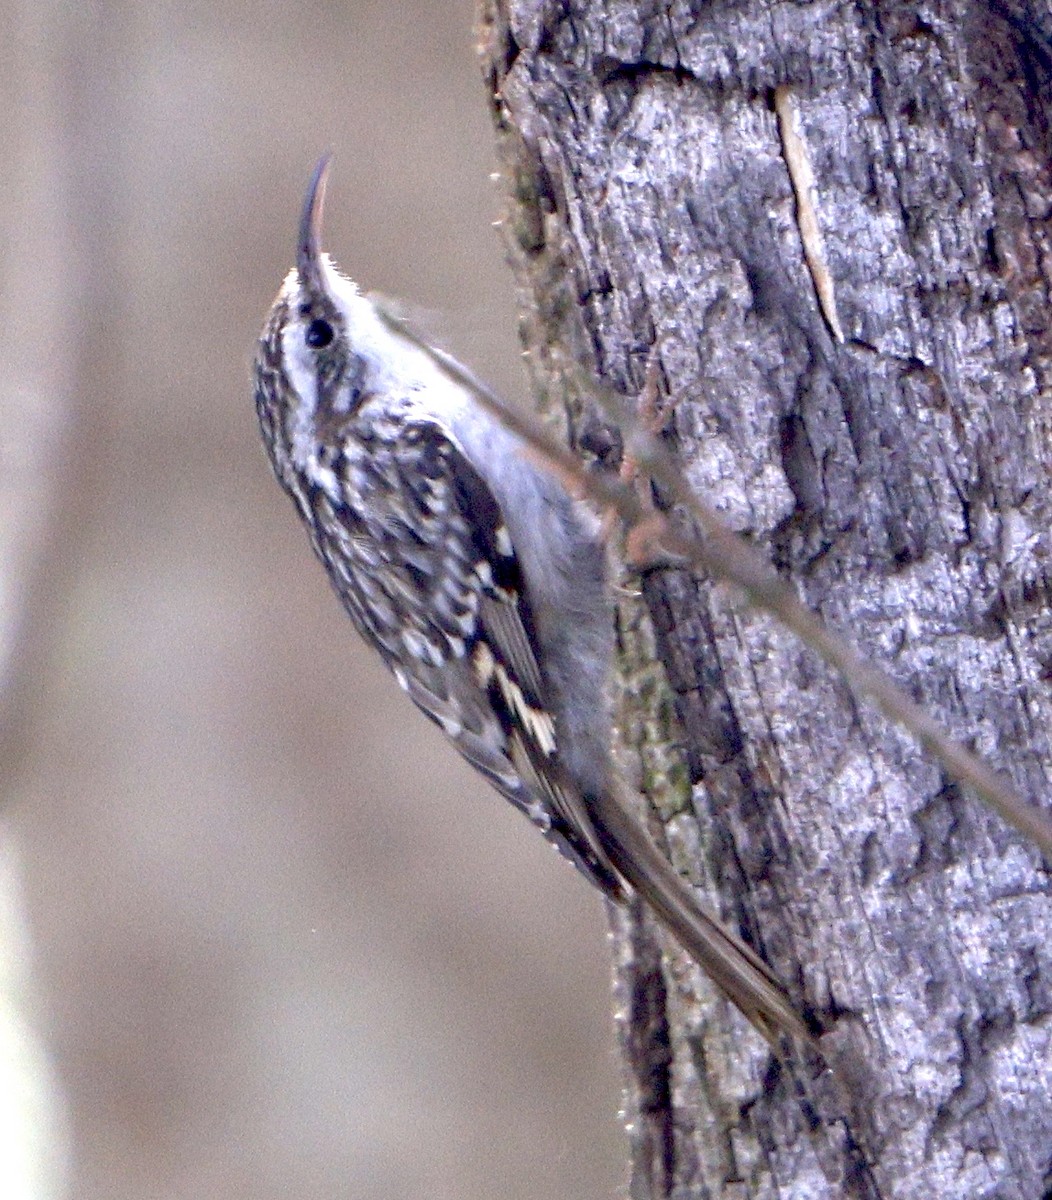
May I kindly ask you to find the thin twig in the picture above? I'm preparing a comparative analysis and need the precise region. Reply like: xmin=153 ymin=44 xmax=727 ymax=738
xmin=374 ymin=302 xmax=1052 ymax=858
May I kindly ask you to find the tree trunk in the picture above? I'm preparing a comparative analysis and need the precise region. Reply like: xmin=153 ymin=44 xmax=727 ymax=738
xmin=0 ymin=2 xmax=78 ymax=1195
xmin=478 ymin=3 xmax=1052 ymax=1197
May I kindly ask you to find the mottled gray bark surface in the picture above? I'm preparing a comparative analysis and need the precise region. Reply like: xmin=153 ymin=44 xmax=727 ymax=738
xmin=479 ymin=3 xmax=1052 ymax=1197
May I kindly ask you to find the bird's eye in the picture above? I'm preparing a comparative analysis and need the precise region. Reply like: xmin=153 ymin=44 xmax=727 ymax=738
xmin=305 ymin=318 xmax=334 ymax=349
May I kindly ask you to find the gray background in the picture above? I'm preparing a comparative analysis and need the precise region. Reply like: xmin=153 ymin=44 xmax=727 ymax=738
xmin=3 ymin=2 xmax=625 ymax=1197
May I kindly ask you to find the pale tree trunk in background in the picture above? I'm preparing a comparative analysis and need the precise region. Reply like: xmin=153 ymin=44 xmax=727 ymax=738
xmin=479 ymin=3 xmax=1052 ymax=1198
xmin=0 ymin=3 xmax=75 ymax=1198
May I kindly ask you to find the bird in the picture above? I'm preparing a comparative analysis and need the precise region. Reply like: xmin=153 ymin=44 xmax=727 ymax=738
xmin=252 ymin=155 xmax=810 ymax=1045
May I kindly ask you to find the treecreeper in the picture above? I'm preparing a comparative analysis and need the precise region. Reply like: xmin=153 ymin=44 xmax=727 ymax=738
xmin=252 ymin=155 xmax=810 ymax=1046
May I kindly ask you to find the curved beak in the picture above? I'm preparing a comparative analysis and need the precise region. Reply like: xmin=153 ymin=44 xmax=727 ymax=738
xmin=297 ymin=152 xmax=332 ymax=294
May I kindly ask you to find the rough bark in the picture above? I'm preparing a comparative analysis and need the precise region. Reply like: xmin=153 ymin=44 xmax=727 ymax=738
xmin=478 ymin=3 xmax=1052 ymax=1198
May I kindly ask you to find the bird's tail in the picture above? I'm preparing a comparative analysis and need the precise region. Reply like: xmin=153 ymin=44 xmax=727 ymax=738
xmin=588 ymin=784 xmax=813 ymax=1046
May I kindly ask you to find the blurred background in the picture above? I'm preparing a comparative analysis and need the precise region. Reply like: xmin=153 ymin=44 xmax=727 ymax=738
xmin=0 ymin=2 xmax=625 ymax=1198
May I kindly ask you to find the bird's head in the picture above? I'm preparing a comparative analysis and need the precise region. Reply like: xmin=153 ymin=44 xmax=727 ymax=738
xmin=253 ymin=155 xmax=376 ymax=492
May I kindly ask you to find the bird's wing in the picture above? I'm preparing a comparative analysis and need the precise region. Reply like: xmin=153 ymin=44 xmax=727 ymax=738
xmin=318 ymin=417 xmax=625 ymax=895
xmin=312 ymin=417 xmax=811 ymax=1045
